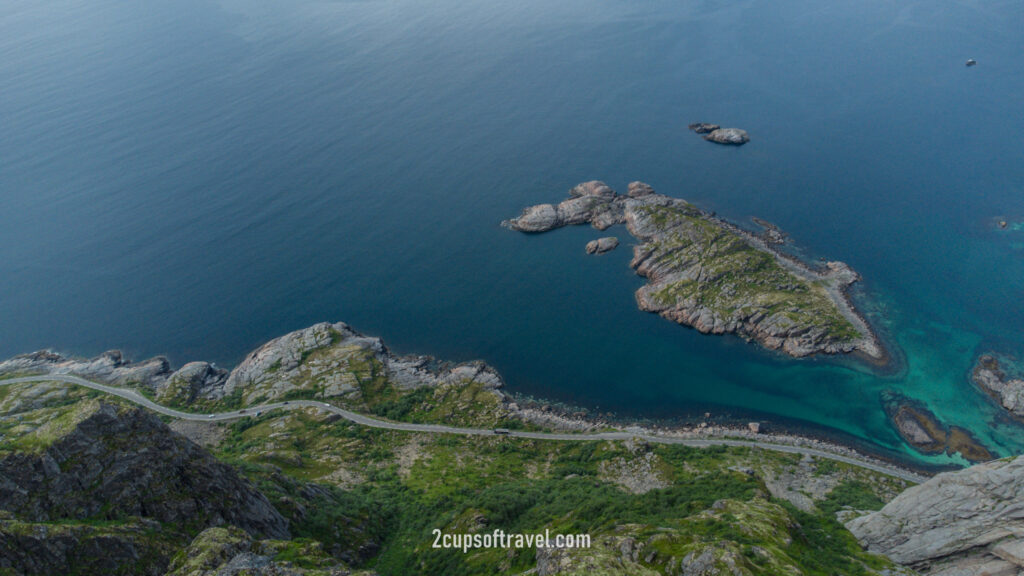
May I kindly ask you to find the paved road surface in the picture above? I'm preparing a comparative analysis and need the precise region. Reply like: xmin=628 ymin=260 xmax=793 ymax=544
xmin=1 ymin=374 xmax=928 ymax=483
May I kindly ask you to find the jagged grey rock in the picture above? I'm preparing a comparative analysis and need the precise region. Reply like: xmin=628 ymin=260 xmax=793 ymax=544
xmin=703 ymin=128 xmax=750 ymax=145
xmin=503 ymin=181 xmax=624 ymax=232
xmin=846 ymin=456 xmax=1024 ymax=572
xmin=0 ymin=350 xmax=171 ymax=389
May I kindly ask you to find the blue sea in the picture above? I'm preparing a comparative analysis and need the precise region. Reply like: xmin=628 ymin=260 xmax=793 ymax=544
xmin=2 ymin=0 xmax=1024 ymax=465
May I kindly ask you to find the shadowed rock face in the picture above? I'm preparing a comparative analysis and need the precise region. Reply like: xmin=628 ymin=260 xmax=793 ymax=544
xmin=846 ymin=457 xmax=1024 ymax=574
xmin=504 ymin=181 xmax=881 ymax=359
xmin=0 ymin=402 xmax=289 ymax=540
xmin=0 ymin=521 xmax=173 ymax=576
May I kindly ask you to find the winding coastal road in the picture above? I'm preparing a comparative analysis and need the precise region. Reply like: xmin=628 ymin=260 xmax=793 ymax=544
xmin=1 ymin=374 xmax=928 ymax=483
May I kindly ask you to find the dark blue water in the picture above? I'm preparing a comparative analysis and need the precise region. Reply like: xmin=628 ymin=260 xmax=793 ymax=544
xmin=3 ymin=0 xmax=1024 ymax=464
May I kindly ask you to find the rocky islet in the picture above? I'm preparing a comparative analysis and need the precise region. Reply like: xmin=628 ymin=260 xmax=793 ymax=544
xmin=688 ymin=122 xmax=750 ymax=145
xmin=504 ymin=181 xmax=884 ymax=360
xmin=972 ymin=354 xmax=1024 ymax=420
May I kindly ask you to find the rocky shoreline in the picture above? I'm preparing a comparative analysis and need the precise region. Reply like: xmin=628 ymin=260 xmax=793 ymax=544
xmin=0 ymin=321 xmax=930 ymax=480
xmin=972 ymin=353 xmax=1024 ymax=420
xmin=503 ymin=181 xmax=887 ymax=362
xmin=508 ymin=392 xmax=947 ymax=478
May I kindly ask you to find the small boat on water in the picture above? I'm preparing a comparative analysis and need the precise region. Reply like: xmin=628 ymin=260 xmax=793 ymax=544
xmin=966 ymin=58 xmax=977 ymax=67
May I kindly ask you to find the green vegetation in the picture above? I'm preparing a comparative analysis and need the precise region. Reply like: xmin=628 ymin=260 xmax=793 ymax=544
xmin=209 ymin=399 xmax=904 ymax=575
xmin=636 ymin=204 xmax=862 ymax=343
xmin=0 ymin=357 xmax=907 ymax=576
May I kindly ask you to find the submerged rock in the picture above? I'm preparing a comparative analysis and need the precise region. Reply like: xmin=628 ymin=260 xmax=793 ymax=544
xmin=585 ymin=237 xmax=619 ymax=254
xmin=882 ymin=392 xmax=992 ymax=462
xmin=704 ymin=128 xmax=750 ymax=145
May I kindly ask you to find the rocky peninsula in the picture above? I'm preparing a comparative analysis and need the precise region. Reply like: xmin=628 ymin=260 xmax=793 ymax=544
xmin=503 ymin=181 xmax=885 ymax=361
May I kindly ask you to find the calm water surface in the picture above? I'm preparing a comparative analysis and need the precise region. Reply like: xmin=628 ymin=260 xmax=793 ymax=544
xmin=2 ymin=0 xmax=1024 ymax=464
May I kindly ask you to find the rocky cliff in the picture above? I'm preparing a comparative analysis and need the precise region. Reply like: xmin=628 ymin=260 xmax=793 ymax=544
xmin=504 ymin=181 xmax=883 ymax=359
xmin=846 ymin=456 xmax=1024 ymax=576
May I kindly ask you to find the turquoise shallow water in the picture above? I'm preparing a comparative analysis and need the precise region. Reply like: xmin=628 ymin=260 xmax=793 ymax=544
xmin=2 ymin=0 xmax=1024 ymax=465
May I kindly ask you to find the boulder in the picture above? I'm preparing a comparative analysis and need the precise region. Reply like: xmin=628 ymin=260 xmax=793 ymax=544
xmin=627 ymin=181 xmax=656 ymax=198
xmin=585 ymin=237 xmax=620 ymax=254
xmin=704 ymin=128 xmax=750 ymax=145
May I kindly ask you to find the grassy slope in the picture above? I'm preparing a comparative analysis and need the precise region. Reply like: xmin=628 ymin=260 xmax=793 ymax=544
xmin=0 ymin=351 xmax=907 ymax=575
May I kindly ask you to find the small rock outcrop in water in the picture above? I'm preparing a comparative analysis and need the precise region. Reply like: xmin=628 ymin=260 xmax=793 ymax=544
xmin=502 ymin=181 xmax=622 ymax=232
xmin=688 ymin=122 xmax=720 ymax=134
xmin=972 ymin=354 xmax=1024 ymax=419
xmin=882 ymin=392 xmax=992 ymax=462
xmin=846 ymin=456 xmax=1024 ymax=575
xmin=752 ymin=217 xmax=787 ymax=244
xmin=504 ymin=181 xmax=884 ymax=360
xmin=585 ymin=237 xmax=619 ymax=254
xmin=704 ymin=127 xmax=750 ymax=145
